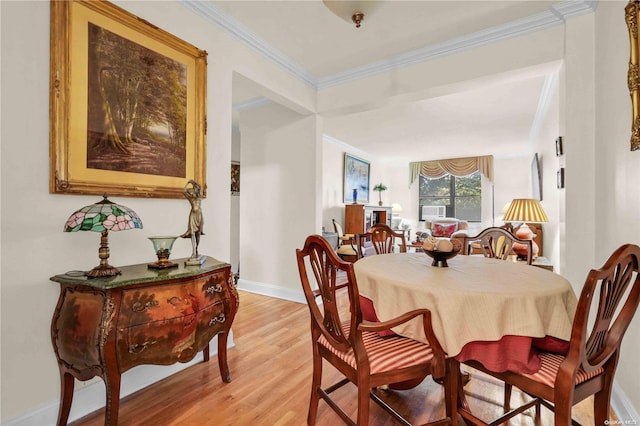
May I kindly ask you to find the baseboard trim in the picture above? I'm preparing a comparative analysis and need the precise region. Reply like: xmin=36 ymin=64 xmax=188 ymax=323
xmin=236 ymin=278 xmax=306 ymax=304
xmin=4 ymin=334 xmax=234 ymax=426
xmin=611 ymin=381 xmax=640 ymax=422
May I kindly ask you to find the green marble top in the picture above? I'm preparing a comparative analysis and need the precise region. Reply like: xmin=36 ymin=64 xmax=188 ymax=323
xmin=50 ymin=256 xmax=230 ymax=290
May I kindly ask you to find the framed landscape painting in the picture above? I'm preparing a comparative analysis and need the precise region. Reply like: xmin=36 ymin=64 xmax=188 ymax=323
xmin=49 ymin=0 xmax=208 ymax=198
xmin=343 ymin=153 xmax=370 ymax=204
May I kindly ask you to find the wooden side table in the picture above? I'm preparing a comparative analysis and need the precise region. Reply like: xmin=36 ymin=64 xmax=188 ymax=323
xmin=50 ymin=256 xmax=238 ymax=426
xmin=407 ymin=243 xmax=424 ymax=252
xmin=530 ymin=256 xmax=554 ymax=272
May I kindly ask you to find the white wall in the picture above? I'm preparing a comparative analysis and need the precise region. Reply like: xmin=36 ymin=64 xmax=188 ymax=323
xmin=322 ymin=138 xmax=348 ymax=232
xmin=531 ymin=76 xmax=561 ymax=268
xmin=230 ymin=126 xmax=241 ymax=272
xmin=321 ymin=138 xmax=394 ymax=233
xmin=238 ymin=103 xmax=320 ymax=300
xmin=594 ymin=1 xmax=640 ymax=416
xmin=560 ymin=12 xmax=598 ymax=291
xmin=493 ymin=155 xmax=530 ymax=217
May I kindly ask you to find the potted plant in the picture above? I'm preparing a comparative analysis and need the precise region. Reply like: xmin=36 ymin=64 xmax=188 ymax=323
xmin=373 ymin=183 xmax=388 ymax=206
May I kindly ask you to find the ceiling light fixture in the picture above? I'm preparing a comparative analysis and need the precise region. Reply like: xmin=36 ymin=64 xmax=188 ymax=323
xmin=322 ymin=1 xmax=381 ymax=29
xmin=352 ymin=12 xmax=365 ymax=28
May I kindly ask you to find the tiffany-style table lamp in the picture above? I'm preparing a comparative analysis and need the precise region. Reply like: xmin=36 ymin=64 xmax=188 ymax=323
xmin=64 ymin=194 xmax=143 ymax=277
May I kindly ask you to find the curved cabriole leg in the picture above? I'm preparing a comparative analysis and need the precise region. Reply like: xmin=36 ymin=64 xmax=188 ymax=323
xmin=217 ymin=333 xmax=232 ymax=383
xmin=103 ymin=371 xmax=122 ymax=426
xmin=202 ymin=342 xmax=210 ymax=362
xmin=56 ymin=371 xmax=75 ymax=426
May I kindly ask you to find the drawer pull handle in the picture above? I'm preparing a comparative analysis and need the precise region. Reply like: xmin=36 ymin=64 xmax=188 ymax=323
xmin=205 ymin=284 xmax=223 ymax=294
xmin=129 ymin=339 xmax=157 ymax=354
xmin=131 ymin=300 xmax=159 ymax=312
xmin=208 ymin=313 xmax=226 ymax=326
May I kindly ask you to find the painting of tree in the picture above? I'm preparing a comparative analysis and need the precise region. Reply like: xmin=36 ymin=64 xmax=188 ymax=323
xmin=86 ymin=23 xmax=187 ymax=178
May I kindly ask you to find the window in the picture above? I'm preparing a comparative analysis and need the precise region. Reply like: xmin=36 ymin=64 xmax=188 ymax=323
xmin=419 ymin=171 xmax=481 ymax=221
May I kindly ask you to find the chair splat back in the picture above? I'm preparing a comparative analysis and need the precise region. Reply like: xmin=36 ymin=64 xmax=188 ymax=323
xmin=296 ymin=234 xmax=451 ymax=426
xmin=465 ymin=227 xmax=532 ymax=264
xmin=297 ymin=235 xmax=359 ymax=352
xmin=572 ymin=244 xmax=640 ymax=373
xmin=356 ymin=224 xmax=407 ymax=259
xmin=458 ymin=244 xmax=640 ymax=426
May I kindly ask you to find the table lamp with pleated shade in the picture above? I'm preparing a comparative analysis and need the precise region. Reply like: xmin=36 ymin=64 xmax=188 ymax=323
xmin=503 ymin=198 xmax=548 ymax=258
xmin=64 ymin=194 xmax=143 ymax=277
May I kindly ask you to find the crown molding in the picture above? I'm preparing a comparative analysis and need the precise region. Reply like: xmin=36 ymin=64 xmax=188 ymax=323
xmin=180 ymin=1 xmax=317 ymax=88
xmin=551 ymin=0 xmax=599 ymax=20
xmin=233 ymin=97 xmax=272 ymax=111
xmin=181 ymin=1 xmax=597 ymax=90
xmin=318 ymin=1 xmax=597 ymax=88
xmin=323 ymin=134 xmax=387 ymax=163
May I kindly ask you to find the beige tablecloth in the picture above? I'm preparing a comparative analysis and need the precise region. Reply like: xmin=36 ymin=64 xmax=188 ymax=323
xmin=354 ymin=253 xmax=577 ymax=357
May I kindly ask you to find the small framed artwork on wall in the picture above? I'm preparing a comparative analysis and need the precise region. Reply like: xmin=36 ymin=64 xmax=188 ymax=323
xmin=555 ymin=136 xmax=564 ymax=156
xmin=231 ymin=162 xmax=240 ymax=195
xmin=557 ymin=168 xmax=565 ymax=189
xmin=343 ymin=153 xmax=370 ymax=204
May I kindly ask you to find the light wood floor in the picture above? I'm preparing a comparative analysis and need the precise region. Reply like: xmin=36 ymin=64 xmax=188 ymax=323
xmin=72 ymin=290 xmax=603 ymax=426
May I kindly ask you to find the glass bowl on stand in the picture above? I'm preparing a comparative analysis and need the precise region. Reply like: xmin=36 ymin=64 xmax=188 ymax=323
xmin=148 ymin=236 xmax=179 ymax=269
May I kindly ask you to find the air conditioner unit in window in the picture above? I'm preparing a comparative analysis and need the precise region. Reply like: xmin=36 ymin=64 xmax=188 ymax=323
xmin=422 ymin=205 xmax=446 ymax=220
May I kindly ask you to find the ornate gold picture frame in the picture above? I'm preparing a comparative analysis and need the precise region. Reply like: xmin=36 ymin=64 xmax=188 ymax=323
xmin=626 ymin=0 xmax=640 ymax=151
xmin=50 ymin=0 xmax=208 ymax=198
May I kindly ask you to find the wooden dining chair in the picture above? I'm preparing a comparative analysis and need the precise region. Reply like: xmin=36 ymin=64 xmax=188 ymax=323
xmin=296 ymin=235 xmax=451 ymax=426
xmin=464 ymin=226 xmax=533 ymax=265
xmin=332 ymin=218 xmax=360 ymax=262
xmin=459 ymin=243 xmax=640 ymax=426
xmin=356 ymin=223 xmax=407 ymax=259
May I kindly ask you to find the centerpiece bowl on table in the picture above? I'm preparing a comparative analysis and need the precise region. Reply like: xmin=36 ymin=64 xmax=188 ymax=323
xmin=422 ymin=237 xmax=462 ymax=267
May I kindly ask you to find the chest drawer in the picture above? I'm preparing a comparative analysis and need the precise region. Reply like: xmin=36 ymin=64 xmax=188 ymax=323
xmin=117 ymin=300 xmax=230 ymax=372
xmin=117 ymin=270 xmax=229 ymax=328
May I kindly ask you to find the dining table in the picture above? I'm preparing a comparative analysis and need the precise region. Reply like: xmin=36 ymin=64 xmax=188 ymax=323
xmin=353 ymin=252 xmax=578 ymax=422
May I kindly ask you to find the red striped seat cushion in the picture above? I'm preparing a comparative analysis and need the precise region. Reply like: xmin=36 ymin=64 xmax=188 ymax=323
xmin=318 ymin=322 xmax=434 ymax=374
xmin=521 ymin=352 xmax=604 ymax=387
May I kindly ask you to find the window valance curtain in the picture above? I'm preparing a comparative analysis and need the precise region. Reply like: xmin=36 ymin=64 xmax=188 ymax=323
xmin=409 ymin=155 xmax=494 ymax=185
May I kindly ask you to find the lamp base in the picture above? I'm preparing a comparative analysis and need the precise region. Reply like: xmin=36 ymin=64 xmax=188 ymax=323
xmin=185 ymin=255 xmax=206 ymax=266
xmin=147 ymin=261 xmax=178 ymax=269
xmin=86 ymin=264 xmax=121 ymax=278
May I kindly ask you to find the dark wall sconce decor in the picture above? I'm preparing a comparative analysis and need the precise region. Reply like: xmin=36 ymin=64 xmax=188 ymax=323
xmin=557 ymin=168 xmax=565 ymax=189
xmin=555 ymin=136 xmax=564 ymax=156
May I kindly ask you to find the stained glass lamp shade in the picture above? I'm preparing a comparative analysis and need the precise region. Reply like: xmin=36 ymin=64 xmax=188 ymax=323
xmin=64 ymin=194 xmax=143 ymax=277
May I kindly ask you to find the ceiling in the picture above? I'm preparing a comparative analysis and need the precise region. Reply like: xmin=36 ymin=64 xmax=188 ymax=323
xmin=197 ymin=1 xmax=593 ymax=164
